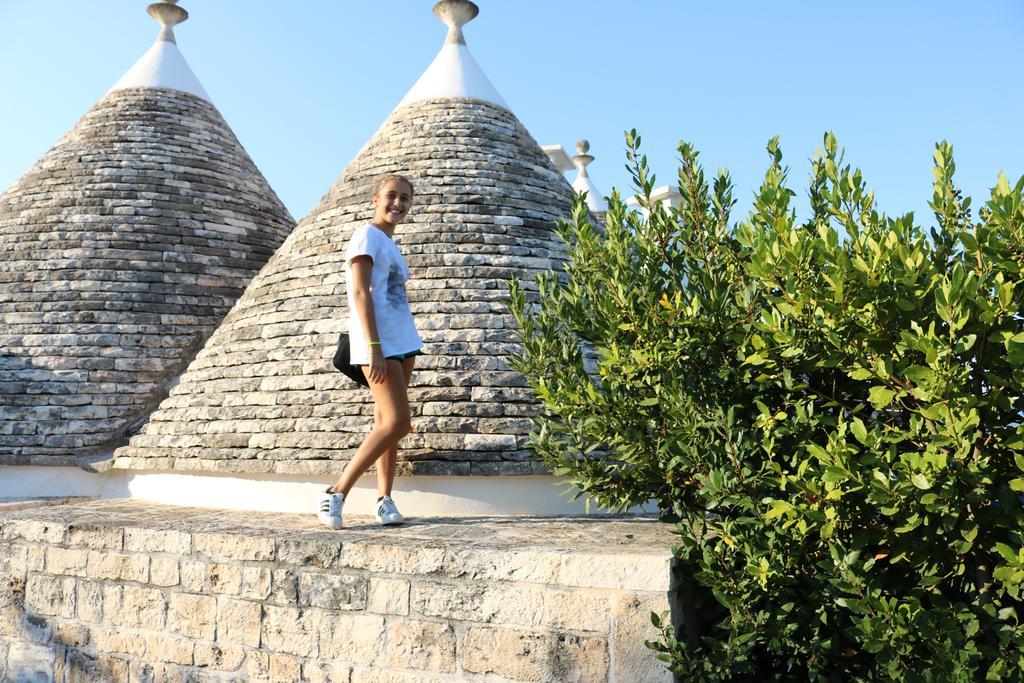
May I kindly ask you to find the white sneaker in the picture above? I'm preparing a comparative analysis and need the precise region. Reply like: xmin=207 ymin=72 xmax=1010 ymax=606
xmin=376 ymin=496 xmax=404 ymax=526
xmin=318 ymin=489 xmax=344 ymax=530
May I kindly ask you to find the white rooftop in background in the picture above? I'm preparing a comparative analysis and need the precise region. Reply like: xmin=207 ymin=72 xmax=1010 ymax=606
xmin=542 ymin=145 xmax=575 ymax=173
xmin=108 ymin=1 xmax=211 ymax=102
xmin=109 ymin=40 xmax=211 ymax=102
xmin=546 ymin=141 xmax=608 ymax=212
xmin=571 ymin=140 xmax=606 ymax=212
xmin=396 ymin=0 xmax=508 ymax=111
xmin=627 ymin=185 xmax=683 ymax=211
xmin=573 ymin=173 xmax=607 ymax=212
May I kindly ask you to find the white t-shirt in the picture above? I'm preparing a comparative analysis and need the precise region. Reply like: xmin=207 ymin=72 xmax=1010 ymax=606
xmin=345 ymin=224 xmax=422 ymax=364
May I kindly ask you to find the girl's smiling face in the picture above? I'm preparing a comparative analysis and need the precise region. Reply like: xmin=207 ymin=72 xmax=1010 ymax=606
xmin=371 ymin=179 xmax=413 ymax=229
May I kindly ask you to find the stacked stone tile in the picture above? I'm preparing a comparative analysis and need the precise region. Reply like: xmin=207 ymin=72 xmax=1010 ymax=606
xmin=0 ymin=7 xmax=295 ymax=466
xmin=0 ymin=499 xmax=672 ymax=681
xmin=113 ymin=3 xmax=575 ymax=477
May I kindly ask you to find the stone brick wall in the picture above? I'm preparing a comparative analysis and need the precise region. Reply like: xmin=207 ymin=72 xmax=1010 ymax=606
xmin=0 ymin=500 xmax=673 ymax=682
xmin=0 ymin=87 xmax=295 ymax=466
xmin=114 ymin=98 xmax=576 ymax=477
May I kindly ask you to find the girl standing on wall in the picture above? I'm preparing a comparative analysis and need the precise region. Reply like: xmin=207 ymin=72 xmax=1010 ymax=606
xmin=319 ymin=175 xmax=421 ymax=529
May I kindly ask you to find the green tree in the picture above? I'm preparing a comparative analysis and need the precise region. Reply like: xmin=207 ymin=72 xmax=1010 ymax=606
xmin=509 ymin=131 xmax=1024 ymax=680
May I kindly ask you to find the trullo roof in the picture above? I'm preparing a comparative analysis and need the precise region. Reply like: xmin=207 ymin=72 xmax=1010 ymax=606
xmin=112 ymin=0 xmax=576 ymax=477
xmin=0 ymin=2 xmax=295 ymax=467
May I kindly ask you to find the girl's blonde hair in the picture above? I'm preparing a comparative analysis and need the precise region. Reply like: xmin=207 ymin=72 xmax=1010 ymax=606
xmin=373 ymin=174 xmax=414 ymax=197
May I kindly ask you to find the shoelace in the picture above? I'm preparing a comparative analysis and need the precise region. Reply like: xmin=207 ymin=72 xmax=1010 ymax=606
xmin=378 ymin=498 xmax=398 ymax=516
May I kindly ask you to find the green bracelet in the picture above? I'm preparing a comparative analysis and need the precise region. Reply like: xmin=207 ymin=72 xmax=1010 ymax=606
xmin=368 ymin=341 xmax=382 ymax=346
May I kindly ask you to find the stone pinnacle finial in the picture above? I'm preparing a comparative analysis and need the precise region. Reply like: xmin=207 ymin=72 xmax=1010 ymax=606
xmin=147 ymin=1 xmax=189 ymax=45
xmin=433 ymin=0 xmax=479 ymax=45
xmin=573 ymin=139 xmax=595 ymax=178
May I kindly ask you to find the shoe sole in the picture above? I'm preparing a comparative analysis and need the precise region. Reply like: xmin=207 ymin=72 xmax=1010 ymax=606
xmin=376 ymin=515 xmax=404 ymax=526
xmin=318 ymin=516 xmax=343 ymax=530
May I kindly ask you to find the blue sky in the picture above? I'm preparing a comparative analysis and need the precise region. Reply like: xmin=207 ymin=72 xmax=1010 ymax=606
xmin=2 ymin=1 xmax=1022 ymax=225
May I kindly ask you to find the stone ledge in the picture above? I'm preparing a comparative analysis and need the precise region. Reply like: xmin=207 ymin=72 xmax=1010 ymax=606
xmin=0 ymin=499 xmax=675 ymax=682
xmin=0 ymin=499 xmax=674 ymax=592
xmin=111 ymin=455 xmax=553 ymax=477
xmin=0 ymin=498 xmax=95 ymax=513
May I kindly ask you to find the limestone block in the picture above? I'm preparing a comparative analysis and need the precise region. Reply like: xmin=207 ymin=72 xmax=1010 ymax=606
xmin=149 ymin=556 xmax=180 ymax=587
xmin=193 ymin=642 xmax=244 ymax=671
xmin=53 ymin=620 xmax=90 ymax=649
xmin=367 ymin=577 xmax=410 ymax=616
xmin=411 ymin=580 xmax=544 ymax=627
xmin=216 ymin=596 xmax=262 ymax=648
xmin=63 ymin=649 xmax=129 ymax=683
xmin=612 ymin=594 xmax=672 ymax=683
xmin=542 ymin=587 xmax=613 ymax=633
xmin=350 ymin=669 xmax=452 ymax=683
xmin=0 ymin=583 xmax=23 ymax=637
xmin=26 ymin=546 xmax=46 ymax=573
xmin=24 ymin=573 xmax=75 ymax=618
xmin=124 ymin=527 xmax=191 ymax=555
xmin=144 ymin=632 xmax=194 ymax=666
xmin=86 ymin=550 xmax=149 ymax=583
xmin=298 ymin=571 xmax=367 ymax=611
xmin=559 ymin=553 xmax=672 ymax=592
xmin=316 ymin=611 xmax=386 ymax=666
xmin=241 ymin=566 xmax=273 ymax=601
xmin=0 ymin=543 xmax=27 ymax=580
xmin=270 ymin=568 xmax=299 ymax=605
xmin=182 ymin=559 xmax=242 ymax=595
xmin=129 ymin=661 xmax=187 ymax=683
xmin=193 ymin=532 xmax=275 ymax=562
xmin=86 ymin=625 xmax=148 ymax=657
xmin=2 ymin=519 xmax=66 ymax=544
xmin=262 ymin=605 xmax=318 ymax=657
xmin=169 ymin=592 xmax=216 ymax=640
xmin=303 ymin=659 xmax=352 ymax=683
xmin=45 ymin=547 xmax=90 ymax=577
xmin=269 ymin=653 xmax=304 ymax=682
xmin=340 ymin=542 xmax=446 ymax=575
xmin=118 ymin=584 xmax=167 ymax=630
xmin=8 ymin=642 xmax=55 ymax=683
xmin=244 ymin=650 xmax=271 ymax=681
xmin=75 ymin=580 xmax=103 ymax=623
xmin=461 ymin=626 xmax=608 ymax=682
xmin=384 ymin=618 xmax=455 ymax=673
xmin=64 ymin=523 xmax=123 ymax=550
xmin=441 ymin=547 xmax=562 ymax=585
xmin=275 ymin=537 xmax=342 ymax=569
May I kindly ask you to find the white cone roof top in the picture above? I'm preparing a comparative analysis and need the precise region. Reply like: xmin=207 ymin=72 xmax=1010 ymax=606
xmin=571 ymin=140 xmax=607 ymax=212
xmin=108 ymin=1 xmax=211 ymax=102
xmin=396 ymin=0 xmax=507 ymax=111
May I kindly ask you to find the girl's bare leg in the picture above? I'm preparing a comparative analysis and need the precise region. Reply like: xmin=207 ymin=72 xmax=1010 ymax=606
xmin=375 ymin=356 xmax=416 ymax=498
xmin=330 ymin=357 xmax=414 ymax=496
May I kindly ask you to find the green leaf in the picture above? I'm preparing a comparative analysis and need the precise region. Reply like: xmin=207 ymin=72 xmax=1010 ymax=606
xmin=911 ymin=474 xmax=932 ymax=490
xmin=868 ymin=386 xmax=897 ymax=409
xmin=850 ymin=418 xmax=868 ymax=445
xmin=848 ymin=368 xmax=874 ymax=381
xmin=995 ymin=543 xmax=1019 ymax=563
xmin=764 ymin=499 xmax=794 ymax=520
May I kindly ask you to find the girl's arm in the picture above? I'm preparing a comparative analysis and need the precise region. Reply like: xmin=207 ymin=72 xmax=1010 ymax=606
xmin=350 ymin=256 xmax=388 ymax=384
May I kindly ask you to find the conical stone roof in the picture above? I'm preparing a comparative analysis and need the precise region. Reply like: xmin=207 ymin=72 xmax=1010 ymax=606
xmin=113 ymin=1 xmax=575 ymax=477
xmin=0 ymin=3 xmax=295 ymax=466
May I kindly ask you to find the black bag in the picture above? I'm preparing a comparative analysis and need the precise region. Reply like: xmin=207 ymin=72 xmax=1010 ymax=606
xmin=332 ymin=333 xmax=369 ymax=387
